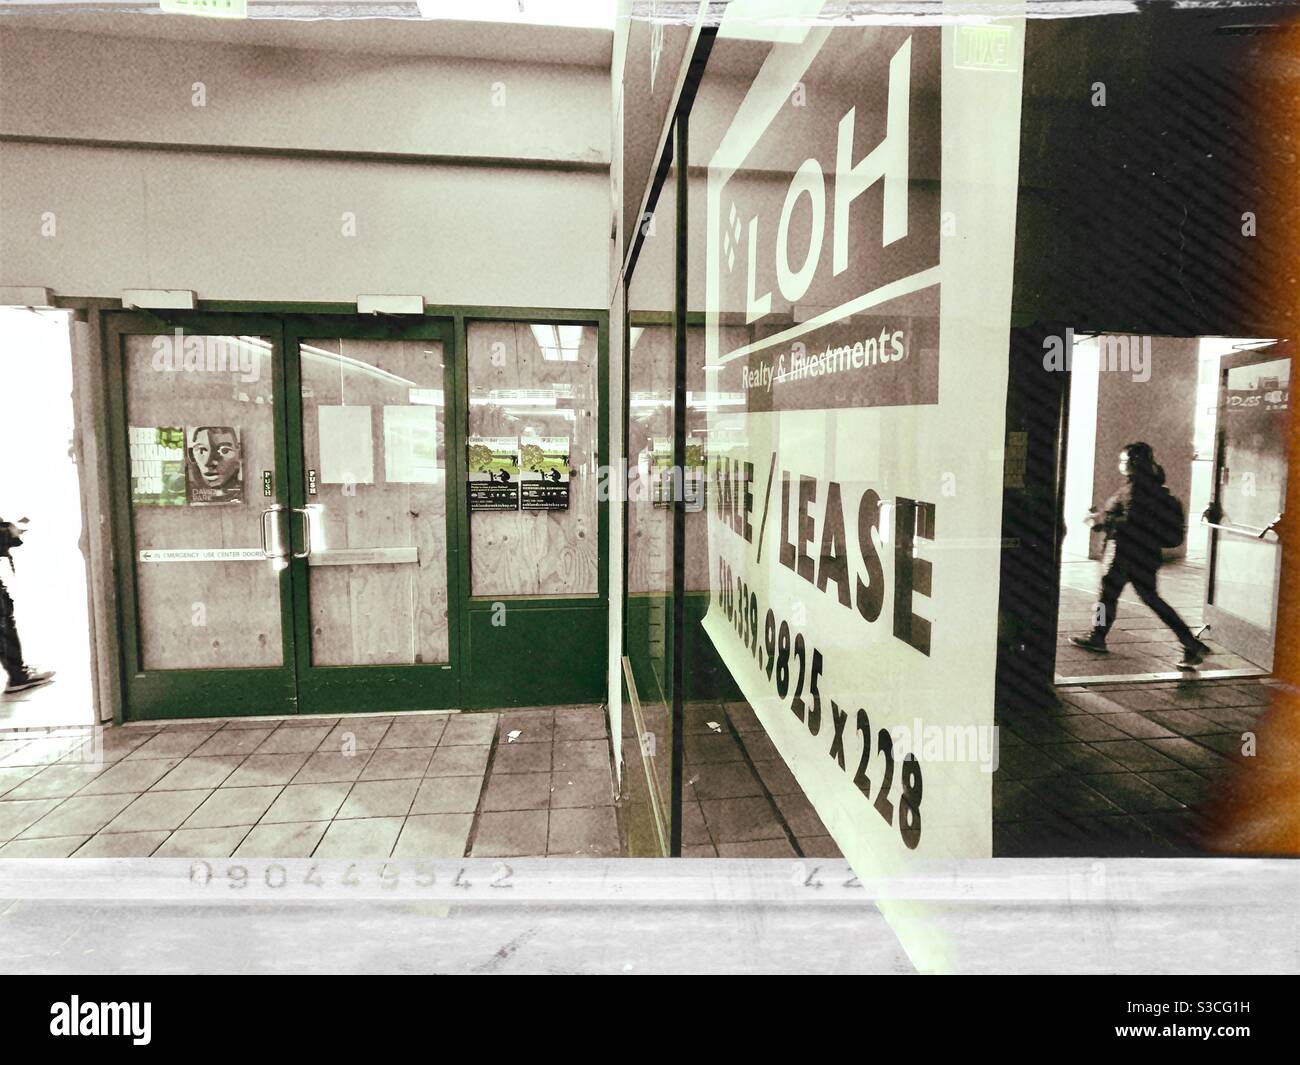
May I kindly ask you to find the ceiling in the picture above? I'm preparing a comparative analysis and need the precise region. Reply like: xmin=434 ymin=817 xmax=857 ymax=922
xmin=0 ymin=8 xmax=615 ymax=66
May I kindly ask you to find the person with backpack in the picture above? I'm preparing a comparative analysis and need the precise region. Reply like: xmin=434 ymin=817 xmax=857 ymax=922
xmin=1070 ymin=441 xmax=1212 ymax=669
xmin=0 ymin=515 xmax=55 ymax=695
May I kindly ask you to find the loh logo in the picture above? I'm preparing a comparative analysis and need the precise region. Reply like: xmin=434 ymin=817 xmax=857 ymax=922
xmin=49 ymin=997 xmax=151 ymax=1045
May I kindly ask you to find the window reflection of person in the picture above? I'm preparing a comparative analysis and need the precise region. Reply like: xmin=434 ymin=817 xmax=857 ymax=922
xmin=187 ymin=426 xmax=242 ymax=503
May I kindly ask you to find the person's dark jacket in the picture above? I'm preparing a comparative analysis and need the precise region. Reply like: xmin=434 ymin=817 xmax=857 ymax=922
xmin=1096 ymin=473 xmax=1167 ymax=568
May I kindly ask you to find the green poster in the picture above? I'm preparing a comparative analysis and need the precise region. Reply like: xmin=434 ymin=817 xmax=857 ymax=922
xmin=467 ymin=436 xmax=520 ymax=512
xmin=651 ymin=435 xmax=707 ymax=509
xmin=129 ymin=426 xmax=187 ymax=507
xmin=520 ymin=434 xmax=570 ymax=512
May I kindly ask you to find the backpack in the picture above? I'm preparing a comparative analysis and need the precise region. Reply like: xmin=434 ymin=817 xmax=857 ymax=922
xmin=1152 ymin=486 xmax=1186 ymax=549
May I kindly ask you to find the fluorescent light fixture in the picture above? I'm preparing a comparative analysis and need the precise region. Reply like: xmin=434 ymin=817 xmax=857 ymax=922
xmin=530 ymin=323 xmax=559 ymax=357
xmin=531 ymin=322 xmax=582 ymax=362
xmin=471 ymin=388 xmax=558 ymax=407
xmin=557 ymin=325 xmax=585 ymax=351
xmin=415 ymin=0 xmax=615 ymax=30
xmin=504 ymin=408 xmax=576 ymax=419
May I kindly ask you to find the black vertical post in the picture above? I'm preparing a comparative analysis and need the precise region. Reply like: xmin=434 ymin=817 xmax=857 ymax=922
xmin=997 ymin=323 xmax=1070 ymax=713
xmin=670 ymin=115 xmax=688 ymax=857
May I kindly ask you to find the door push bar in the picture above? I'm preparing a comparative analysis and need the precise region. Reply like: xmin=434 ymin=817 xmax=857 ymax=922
xmin=292 ymin=506 xmax=316 ymax=560
xmin=1200 ymin=509 xmax=1284 ymax=541
xmin=260 ymin=504 xmax=287 ymax=560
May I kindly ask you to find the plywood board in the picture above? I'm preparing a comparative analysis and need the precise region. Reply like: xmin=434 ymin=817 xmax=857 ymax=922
xmin=466 ymin=322 xmax=599 ymax=598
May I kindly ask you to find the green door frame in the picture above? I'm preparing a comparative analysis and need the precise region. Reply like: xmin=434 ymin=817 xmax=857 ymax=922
xmin=105 ymin=310 xmax=299 ymax=720
xmin=282 ymin=314 xmax=462 ymax=713
xmin=455 ymin=308 xmax=611 ymax=709
xmin=105 ymin=302 xmax=609 ymax=721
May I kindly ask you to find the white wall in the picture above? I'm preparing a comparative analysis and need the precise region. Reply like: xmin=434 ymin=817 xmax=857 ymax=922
xmin=1092 ymin=336 xmax=1200 ymax=562
xmin=0 ymin=25 xmax=611 ymax=309
xmin=1 ymin=141 xmax=609 ymax=307
xmin=0 ymin=26 xmax=609 ymax=163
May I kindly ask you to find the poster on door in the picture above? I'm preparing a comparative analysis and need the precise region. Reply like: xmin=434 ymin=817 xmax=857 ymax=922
xmin=700 ymin=12 xmax=1024 ymax=878
xmin=650 ymin=435 xmax=708 ymax=511
xmin=467 ymin=436 xmax=520 ymax=511
xmin=129 ymin=426 xmax=188 ymax=507
xmin=185 ymin=425 xmax=244 ymax=506
xmin=520 ymin=434 xmax=570 ymax=511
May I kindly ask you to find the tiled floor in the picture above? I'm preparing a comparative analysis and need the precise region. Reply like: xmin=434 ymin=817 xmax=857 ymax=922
xmin=685 ymin=679 xmax=1272 ymax=860
xmin=1056 ymin=558 xmax=1262 ymax=679
xmin=0 ymin=705 xmax=622 ymax=859
xmin=995 ymin=676 xmax=1272 ymax=856
xmin=2 ymin=679 xmax=1276 ymax=861
xmin=676 ymin=700 xmax=841 ymax=859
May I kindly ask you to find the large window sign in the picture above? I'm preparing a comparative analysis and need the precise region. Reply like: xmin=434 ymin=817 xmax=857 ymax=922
xmin=699 ymin=6 xmax=1025 ymax=871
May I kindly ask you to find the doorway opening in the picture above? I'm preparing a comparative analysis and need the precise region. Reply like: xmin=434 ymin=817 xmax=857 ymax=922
xmin=1055 ymin=333 xmax=1284 ymax=684
xmin=0 ymin=307 xmax=94 ymax=727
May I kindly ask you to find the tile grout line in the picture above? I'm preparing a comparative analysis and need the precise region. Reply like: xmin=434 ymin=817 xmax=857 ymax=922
xmin=723 ymin=705 xmax=805 ymax=859
xmin=463 ymin=719 xmax=503 ymax=859
xmin=311 ymin=718 xmax=396 ymax=859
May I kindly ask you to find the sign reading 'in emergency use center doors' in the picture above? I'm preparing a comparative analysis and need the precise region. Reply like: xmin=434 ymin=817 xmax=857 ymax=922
xmin=702 ymin=3 xmax=1025 ymax=877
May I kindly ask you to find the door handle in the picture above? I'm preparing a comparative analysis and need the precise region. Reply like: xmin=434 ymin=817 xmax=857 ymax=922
xmin=260 ymin=504 xmax=287 ymax=560
xmin=1201 ymin=517 xmax=1280 ymax=540
xmin=1259 ymin=512 xmax=1284 ymax=541
xmin=292 ymin=506 xmax=315 ymax=559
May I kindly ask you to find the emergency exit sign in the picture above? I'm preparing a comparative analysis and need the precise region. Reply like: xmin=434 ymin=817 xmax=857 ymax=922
xmin=160 ymin=0 xmax=247 ymax=18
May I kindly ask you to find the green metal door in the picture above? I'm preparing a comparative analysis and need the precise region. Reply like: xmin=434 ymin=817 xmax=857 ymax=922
xmin=108 ymin=311 xmax=299 ymax=719
xmin=283 ymin=316 xmax=462 ymax=713
xmin=109 ymin=311 xmax=463 ymax=720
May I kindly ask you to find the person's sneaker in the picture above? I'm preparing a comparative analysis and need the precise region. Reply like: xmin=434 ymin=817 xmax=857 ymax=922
xmin=4 ymin=669 xmax=55 ymax=694
xmin=1069 ymin=635 xmax=1109 ymax=654
xmin=1177 ymin=641 xmax=1212 ymax=670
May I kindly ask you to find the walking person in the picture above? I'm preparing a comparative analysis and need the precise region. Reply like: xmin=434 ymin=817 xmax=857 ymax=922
xmin=0 ymin=515 xmax=55 ymax=694
xmin=1070 ymin=442 xmax=1212 ymax=669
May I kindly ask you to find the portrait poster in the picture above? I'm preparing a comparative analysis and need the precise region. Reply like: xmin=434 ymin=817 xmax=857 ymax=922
xmin=185 ymin=425 xmax=244 ymax=506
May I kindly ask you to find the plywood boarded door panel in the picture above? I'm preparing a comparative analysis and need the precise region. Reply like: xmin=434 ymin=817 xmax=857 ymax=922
xmin=111 ymin=313 xmax=297 ymax=719
xmin=466 ymin=321 xmax=600 ymax=598
xmin=288 ymin=321 xmax=458 ymax=712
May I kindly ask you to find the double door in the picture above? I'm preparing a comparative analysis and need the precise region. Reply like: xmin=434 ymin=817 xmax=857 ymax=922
xmin=109 ymin=312 xmax=459 ymax=718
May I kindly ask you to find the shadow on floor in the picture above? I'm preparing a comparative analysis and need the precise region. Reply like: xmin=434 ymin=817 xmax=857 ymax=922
xmin=995 ymin=676 xmax=1271 ymax=856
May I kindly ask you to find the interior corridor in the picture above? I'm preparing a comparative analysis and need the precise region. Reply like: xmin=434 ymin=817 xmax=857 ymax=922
xmin=1056 ymin=557 xmax=1264 ymax=681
